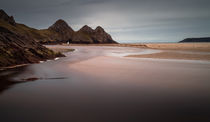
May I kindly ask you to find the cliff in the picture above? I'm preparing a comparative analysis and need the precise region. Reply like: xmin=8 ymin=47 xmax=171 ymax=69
xmin=180 ymin=37 xmax=210 ymax=43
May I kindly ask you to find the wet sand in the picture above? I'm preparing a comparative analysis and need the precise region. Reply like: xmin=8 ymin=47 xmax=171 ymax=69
xmin=126 ymin=43 xmax=210 ymax=61
xmin=127 ymin=51 xmax=210 ymax=61
xmin=60 ymin=43 xmax=210 ymax=61
xmin=63 ymin=42 xmax=210 ymax=52
xmin=0 ymin=45 xmax=210 ymax=122
xmin=145 ymin=43 xmax=210 ymax=52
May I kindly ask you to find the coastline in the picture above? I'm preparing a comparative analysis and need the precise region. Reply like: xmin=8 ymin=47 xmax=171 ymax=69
xmin=1 ymin=42 xmax=210 ymax=70
xmin=125 ymin=43 xmax=210 ymax=61
xmin=62 ymin=42 xmax=210 ymax=52
xmin=126 ymin=51 xmax=210 ymax=61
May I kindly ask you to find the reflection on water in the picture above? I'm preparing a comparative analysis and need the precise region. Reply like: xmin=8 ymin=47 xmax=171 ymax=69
xmin=0 ymin=66 xmax=28 ymax=94
xmin=0 ymin=46 xmax=210 ymax=122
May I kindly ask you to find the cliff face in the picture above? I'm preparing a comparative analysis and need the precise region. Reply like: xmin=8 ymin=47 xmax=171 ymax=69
xmin=0 ymin=10 xmax=63 ymax=68
xmin=180 ymin=37 xmax=210 ymax=43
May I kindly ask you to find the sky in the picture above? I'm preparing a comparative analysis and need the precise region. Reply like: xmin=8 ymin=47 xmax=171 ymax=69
xmin=1 ymin=0 xmax=210 ymax=43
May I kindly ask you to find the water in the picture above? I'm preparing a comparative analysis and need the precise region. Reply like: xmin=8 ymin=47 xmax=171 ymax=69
xmin=0 ymin=46 xmax=210 ymax=122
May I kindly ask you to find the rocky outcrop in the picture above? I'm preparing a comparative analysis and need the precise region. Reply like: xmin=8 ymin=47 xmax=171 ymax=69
xmin=48 ymin=19 xmax=74 ymax=33
xmin=47 ymin=19 xmax=74 ymax=43
xmin=0 ymin=9 xmax=16 ymax=25
xmin=93 ymin=26 xmax=116 ymax=43
xmin=72 ymin=25 xmax=117 ymax=44
xmin=0 ymin=10 xmax=64 ymax=68
xmin=180 ymin=37 xmax=210 ymax=43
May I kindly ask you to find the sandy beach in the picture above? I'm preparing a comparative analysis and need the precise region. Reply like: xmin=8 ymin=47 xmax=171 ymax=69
xmin=145 ymin=43 xmax=210 ymax=52
xmin=127 ymin=51 xmax=210 ymax=61
xmin=58 ymin=43 xmax=210 ymax=61
xmin=64 ymin=43 xmax=210 ymax=51
xmin=127 ymin=43 xmax=210 ymax=61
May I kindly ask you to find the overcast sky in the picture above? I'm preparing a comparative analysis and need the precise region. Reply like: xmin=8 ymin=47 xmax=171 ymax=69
xmin=1 ymin=0 xmax=210 ymax=43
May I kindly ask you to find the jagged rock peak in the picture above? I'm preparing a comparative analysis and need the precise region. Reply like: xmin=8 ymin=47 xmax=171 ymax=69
xmin=48 ymin=19 xmax=74 ymax=32
xmin=0 ymin=9 xmax=6 ymax=15
xmin=95 ymin=26 xmax=106 ymax=33
xmin=53 ymin=19 xmax=68 ymax=26
xmin=0 ymin=9 xmax=16 ymax=25
xmin=79 ymin=25 xmax=94 ymax=33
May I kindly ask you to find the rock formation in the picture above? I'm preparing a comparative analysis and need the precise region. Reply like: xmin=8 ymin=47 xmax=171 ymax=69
xmin=47 ymin=19 xmax=74 ymax=43
xmin=93 ymin=26 xmax=115 ymax=43
xmin=72 ymin=25 xmax=117 ymax=44
xmin=0 ymin=9 xmax=16 ymax=25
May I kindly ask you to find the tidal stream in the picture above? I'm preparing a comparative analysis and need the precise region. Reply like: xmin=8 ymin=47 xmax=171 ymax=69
xmin=0 ymin=46 xmax=210 ymax=122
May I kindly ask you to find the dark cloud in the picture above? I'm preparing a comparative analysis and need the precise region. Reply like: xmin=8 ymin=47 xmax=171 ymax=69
xmin=0 ymin=0 xmax=210 ymax=42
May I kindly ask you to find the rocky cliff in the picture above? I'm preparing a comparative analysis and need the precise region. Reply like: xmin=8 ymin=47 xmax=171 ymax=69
xmin=180 ymin=37 xmax=210 ymax=43
xmin=0 ymin=9 xmax=63 ymax=68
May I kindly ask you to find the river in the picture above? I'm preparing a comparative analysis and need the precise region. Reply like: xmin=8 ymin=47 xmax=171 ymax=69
xmin=0 ymin=45 xmax=210 ymax=122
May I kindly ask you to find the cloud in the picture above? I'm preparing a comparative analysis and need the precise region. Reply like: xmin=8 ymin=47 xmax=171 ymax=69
xmin=0 ymin=0 xmax=210 ymax=42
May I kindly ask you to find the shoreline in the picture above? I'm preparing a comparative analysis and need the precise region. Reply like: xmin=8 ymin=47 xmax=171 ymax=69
xmin=1 ymin=42 xmax=210 ymax=70
xmin=126 ymin=51 xmax=210 ymax=61
xmin=61 ymin=42 xmax=210 ymax=52
xmin=61 ymin=43 xmax=210 ymax=61
xmin=124 ymin=43 xmax=210 ymax=61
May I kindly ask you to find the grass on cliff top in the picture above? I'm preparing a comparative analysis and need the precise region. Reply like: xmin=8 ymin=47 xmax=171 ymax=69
xmin=0 ymin=20 xmax=56 ymax=41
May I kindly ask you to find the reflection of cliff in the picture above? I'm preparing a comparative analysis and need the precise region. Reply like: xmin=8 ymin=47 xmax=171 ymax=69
xmin=0 ymin=67 xmax=27 ymax=94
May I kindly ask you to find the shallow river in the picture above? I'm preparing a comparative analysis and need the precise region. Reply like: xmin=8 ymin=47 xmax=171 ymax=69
xmin=0 ymin=46 xmax=210 ymax=122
